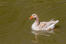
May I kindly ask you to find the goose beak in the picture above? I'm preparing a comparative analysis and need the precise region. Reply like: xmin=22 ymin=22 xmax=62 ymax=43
xmin=30 ymin=16 xmax=33 ymax=20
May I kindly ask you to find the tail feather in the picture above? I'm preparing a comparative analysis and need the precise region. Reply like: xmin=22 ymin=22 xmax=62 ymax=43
xmin=55 ymin=20 xmax=59 ymax=24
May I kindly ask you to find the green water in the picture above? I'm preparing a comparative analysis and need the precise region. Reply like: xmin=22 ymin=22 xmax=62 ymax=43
xmin=0 ymin=0 xmax=66 ymax=44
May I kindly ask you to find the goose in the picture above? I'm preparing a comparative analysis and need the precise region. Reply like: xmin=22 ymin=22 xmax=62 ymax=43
xmin=30 ymin=14 xmax=59 ymax=39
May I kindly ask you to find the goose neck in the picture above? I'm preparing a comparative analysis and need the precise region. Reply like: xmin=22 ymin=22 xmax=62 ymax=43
xmin=35 ymin=17 xmax=40 ymax=25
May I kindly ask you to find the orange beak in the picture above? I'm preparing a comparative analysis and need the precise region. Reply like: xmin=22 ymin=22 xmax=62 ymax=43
xmin=29 ymin=16 xmax=33 ymax=20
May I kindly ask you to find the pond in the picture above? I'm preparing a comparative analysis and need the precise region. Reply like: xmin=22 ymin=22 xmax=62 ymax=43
xmin=0 ymin=0 xmax=66 ymax=44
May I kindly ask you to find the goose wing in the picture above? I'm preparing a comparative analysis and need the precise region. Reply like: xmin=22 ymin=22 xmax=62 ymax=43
xmin=39 ymin=20 xmax=59 ymax=30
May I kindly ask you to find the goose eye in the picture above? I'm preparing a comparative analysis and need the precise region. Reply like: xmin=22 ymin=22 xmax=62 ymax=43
xmin=34 ymin=18 xmax=36 ymax=19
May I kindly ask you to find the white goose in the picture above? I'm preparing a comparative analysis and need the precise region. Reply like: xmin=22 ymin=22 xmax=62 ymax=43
xmin=30 ymin=14 xmax=59 ymax=39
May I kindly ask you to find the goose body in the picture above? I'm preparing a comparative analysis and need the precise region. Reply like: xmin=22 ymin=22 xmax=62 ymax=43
xmin=30 ymin=14 xmax=59 ymax=35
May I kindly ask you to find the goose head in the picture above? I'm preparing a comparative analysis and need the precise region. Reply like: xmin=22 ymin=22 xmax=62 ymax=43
xmin=30 ymin=14 xmax=38 ymax=20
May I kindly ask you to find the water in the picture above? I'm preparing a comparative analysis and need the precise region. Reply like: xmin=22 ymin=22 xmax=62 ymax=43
xmin=0 ymin=0 xmax=66 ymax=44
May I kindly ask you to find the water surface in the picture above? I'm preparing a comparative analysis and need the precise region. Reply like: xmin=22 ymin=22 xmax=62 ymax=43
xmin=0 ymin=0 xmax=66 ymax=44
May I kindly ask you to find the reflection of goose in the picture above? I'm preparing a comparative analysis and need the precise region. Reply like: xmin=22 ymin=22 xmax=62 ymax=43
xmin=30 ymin=14 xmax=59 ymax=40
